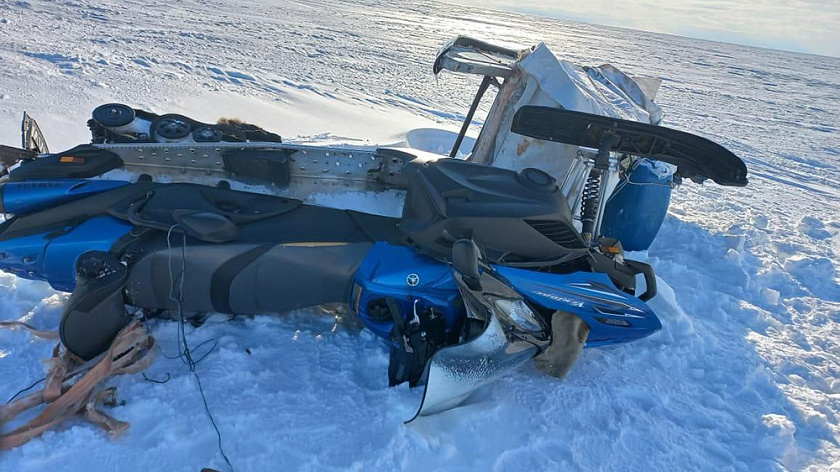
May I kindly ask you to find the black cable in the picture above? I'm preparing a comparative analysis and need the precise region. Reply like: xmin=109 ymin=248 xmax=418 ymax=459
xmin=142 ymin=373 xmax=171 ymax=384
xmin=166 ymin=226 xmax=235 ymax=472
xmin=158 ymin=337 xmax=218 ymax=364
xmin=6 ymin=376 xmax=45 ymax=403
xmin=194 ymin=371 xmax=234 ymax=471
xmin=189 ymin=339 xmax=219 ymax=365
xmin=167 ymin=226 xmax=194 ymax=371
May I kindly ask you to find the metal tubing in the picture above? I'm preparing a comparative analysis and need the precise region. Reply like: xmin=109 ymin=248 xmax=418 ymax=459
xmin=450 ymin=75 xmax=492 ymax=158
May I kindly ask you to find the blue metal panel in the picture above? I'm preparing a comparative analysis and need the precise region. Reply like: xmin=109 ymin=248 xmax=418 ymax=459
xmin=494 ymin=265 xmax=661 ymax=346
xmin=601 ymin=159 xmax=673 ymax=251
xmin=1 ymin=179 xmax=129 ymax=215
xmin=353 ymin=243 xmax=463 ymax=338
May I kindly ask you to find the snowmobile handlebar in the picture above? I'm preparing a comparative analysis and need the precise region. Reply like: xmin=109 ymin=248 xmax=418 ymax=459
xmin=625 ymin=259 xmax=657 ymax=302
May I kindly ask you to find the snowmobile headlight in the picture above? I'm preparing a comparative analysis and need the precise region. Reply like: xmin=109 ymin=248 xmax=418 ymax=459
xmin=493 ymin=299 xmax=542 ymax=332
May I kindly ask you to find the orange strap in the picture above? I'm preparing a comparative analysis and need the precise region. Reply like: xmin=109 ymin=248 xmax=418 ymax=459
xmin=0 ymin=320 xmax=60 ymax=340
xmin=0 ymin=321 xmax=155 ymax=450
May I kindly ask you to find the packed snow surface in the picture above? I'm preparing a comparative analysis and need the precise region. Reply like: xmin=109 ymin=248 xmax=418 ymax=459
xmin=2 ymin=0 xmax=840 ymax=471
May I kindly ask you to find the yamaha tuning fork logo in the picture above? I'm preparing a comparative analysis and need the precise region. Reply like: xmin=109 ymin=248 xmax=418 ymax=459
xmin=406 ymin=273 xmax=420 ymax=286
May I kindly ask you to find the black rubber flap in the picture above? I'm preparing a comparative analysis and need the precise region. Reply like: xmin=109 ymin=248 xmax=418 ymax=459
xmin=222 ymin=148 xmax=292 ymax=185
xmin=511 ymin=106 xmax=748 ymax=186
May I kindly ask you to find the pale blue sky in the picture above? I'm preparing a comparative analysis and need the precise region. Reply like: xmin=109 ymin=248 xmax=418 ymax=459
xmin=452 ymin=0 xmax=840 ymax=57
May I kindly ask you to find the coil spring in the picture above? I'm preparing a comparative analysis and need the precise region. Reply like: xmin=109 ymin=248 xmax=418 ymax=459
xmin=579 ymin=169 xmax=603 ymax=244
xmin=580 ymin=170 xmax=601 ymax=226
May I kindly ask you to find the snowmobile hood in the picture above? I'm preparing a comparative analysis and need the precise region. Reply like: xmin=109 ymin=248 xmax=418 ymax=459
xmin=495 ymin=265 xmax=662 ymax=347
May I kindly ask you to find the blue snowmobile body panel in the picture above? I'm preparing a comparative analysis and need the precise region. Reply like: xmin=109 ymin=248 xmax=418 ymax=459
xmin=352 ymin=242 xmax=463 ymax=339
xmin=353 ymin=243 xmax=661 ymax=346
xmin=0 ymin=179 xmax=129 ymax=215
xmin=0 ymin=178 xmax=135 ymax=291
xmin=0 ymin=215 xmax=133 ymax=291
xmin=494 ymin=266 xmax=661 ymax=346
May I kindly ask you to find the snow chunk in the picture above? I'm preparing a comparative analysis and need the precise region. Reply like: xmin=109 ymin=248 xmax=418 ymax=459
xmin=724 ymin=234 xmax=745 ymax=252
xmin=751 ymin=214 xmax=769 ymax=230
xmin=761 ymin=414 xmax=797 ymax=466
xmin=797 ymin=216 xmax=832 ymax=239
xmin=760 ymin=288 xmax=781 ymax=306
xmin=783 ymin=255 xmax=839 ymax=298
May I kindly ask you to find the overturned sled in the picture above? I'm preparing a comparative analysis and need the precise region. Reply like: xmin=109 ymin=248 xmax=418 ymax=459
xmin=0 ymin=36 xmax=747 ymax=421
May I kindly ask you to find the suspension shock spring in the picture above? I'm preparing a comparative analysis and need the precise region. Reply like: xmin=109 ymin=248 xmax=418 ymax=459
xmin=580 ymin=168 xmax=602 ymax=243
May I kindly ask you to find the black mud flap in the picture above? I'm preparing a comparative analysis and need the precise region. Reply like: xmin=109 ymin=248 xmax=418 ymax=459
xmin=511 ymin=106 xmax=748 ymax=186
xmin=222 ymin=148 xmax=292 ymax=186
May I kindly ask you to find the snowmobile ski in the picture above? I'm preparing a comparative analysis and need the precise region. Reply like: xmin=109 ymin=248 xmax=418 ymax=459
xmin=511 ymin=105 xmax=748 ymax=186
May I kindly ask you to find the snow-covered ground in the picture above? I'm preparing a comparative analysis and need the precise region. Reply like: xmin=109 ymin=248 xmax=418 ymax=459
xmin=1 ymin=0 xmax=839 ymax=470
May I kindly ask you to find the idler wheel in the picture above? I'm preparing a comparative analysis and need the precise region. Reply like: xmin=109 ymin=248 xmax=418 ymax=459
xmin=193 ymin=126 xmax=222 ymax=143
xmin=92 ymin=103 xmax=136 ymax=128
xmin=151 ymin=114 xmax=193 ymax=142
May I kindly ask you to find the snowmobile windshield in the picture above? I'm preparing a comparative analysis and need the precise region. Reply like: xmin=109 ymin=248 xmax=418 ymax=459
xmin=407 ymin=271 xmax=549 ymax=421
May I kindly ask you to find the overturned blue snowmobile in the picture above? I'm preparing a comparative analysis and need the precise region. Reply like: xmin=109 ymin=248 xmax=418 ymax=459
xmin=0 ymin=98 xmax=746 ymax=418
